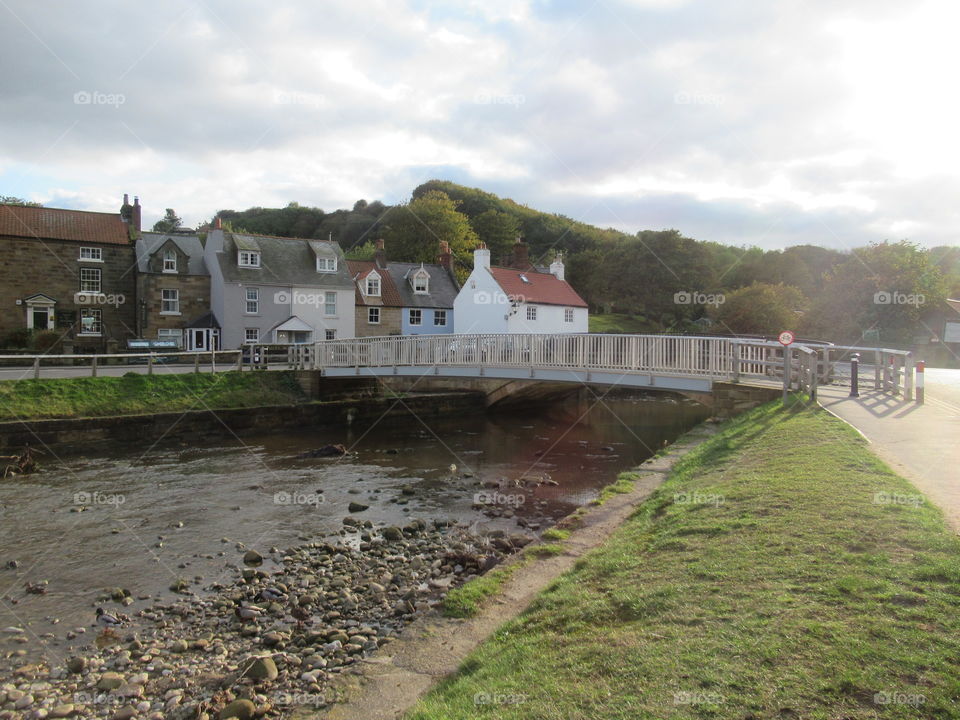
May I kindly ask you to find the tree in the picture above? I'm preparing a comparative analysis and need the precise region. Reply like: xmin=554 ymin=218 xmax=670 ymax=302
xmin=0 ymin=196 xmax=42 ymax=207
xmin=470 ymin=209 xmax=519 ymax=261
xmin=153 ymin=208 xmax=183 ymax=233
xmin=710 ymin=283 xmax=807 ymax=335
xmin=345 ymin=239 xmax=377 ymax=261
xmin=382 ymin=190 xmax=478 ymax=264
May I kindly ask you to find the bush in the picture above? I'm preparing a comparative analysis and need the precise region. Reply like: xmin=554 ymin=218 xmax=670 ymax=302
xmin=31 ymin=330 xmax=61 ymax=353
xmin=2 ymin=328 xmax=32 ymax=349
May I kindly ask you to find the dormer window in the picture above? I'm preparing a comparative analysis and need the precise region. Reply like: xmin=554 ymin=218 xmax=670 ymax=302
xmin=365 ymin=271 xmax=381 ymax=296
xmin=239 ymin=251 xmax=260 ymax=268
xmin=412 ymin=268 xmax=429 ymax=294
xmin=316 ymin=256 xmax=337 ymax=273
xmin=162 ymin=248 xmax=177 ymax=273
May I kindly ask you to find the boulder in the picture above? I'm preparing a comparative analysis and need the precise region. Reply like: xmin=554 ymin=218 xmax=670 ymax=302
xmin=347 ymin=502 xmax=369 ymax=513
xmin=242 ymin=550 xmax=263 ymax=567
xmin=97 ymin=672 xmax=124 ymax=690
xmin=219 ymin=699 xmax=256 ymax=720
xmin=240 ymin=655 xmax=278 ymax=681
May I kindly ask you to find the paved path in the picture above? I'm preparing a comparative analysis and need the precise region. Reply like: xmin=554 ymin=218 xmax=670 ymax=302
xmin=818 ymin=369 xmax=960 ymax=532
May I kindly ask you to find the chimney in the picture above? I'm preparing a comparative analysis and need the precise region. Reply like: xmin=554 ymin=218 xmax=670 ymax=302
xmin=120 ymin=193 xmax=132 ymax=223
xmin=511 ymin=236 xmax=528 ymax=269
xmin=214 ymin=216 xmax=222 ymax=230
xmin=132 ymin=196 xmax=142 ymax=237
xmin=437 ymin=240 xmax=452 ymax=271
xmin=374 ymin=238 xmax=387 ymax=268
xmin=550 ymin=251 xmax=565 ymax=282
xmin=474 ymin=242 xmax=490 ymax=271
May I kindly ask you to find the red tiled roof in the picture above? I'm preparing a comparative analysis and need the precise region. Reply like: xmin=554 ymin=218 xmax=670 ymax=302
xmin=0 ymin=204 xmax=130 ymax=245
xmin=347 ymin=260 xmax=404 ymax=307
xmin=488 ymin=266 xmax=588 ymax=308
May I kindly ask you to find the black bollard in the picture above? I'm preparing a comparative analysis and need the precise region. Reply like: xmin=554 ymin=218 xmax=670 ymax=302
xmin=850 ymin=353 xmax=860 ymax=398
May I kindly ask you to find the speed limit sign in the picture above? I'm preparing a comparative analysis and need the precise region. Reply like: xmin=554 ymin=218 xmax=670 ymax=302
xmin=778 ymin=330 xmax=795 ymax=346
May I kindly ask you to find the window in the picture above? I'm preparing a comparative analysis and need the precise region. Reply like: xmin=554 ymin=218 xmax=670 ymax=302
xmin=412 ymin=270 xmax=429 ymax=294
xmin=79 ymin=247 xmax=102 ymax=262
xmin=324 ymin=291 xmax=336 ymax=316
xmin=161 ymin=289 xmax=180 ymax=314
xmin=316 ymin=256 xmax=337 ymax=273
xmin=79 ymin=267 xmax=101 ymax=293
xmin=244 ymin=328 xmax=260 ymax=344
xmin=238 ymin=251 xmax=260 ymax=268
xmin=245 ymin=287 xmax=259 ymax=314
xmin=564 ymin=307 xmax=574 ymax=323
xmin=157 ymin=328 xmax=183 ymax=347
xmin=162 ymin=248 xmax=177 ymax=273
xmin=325 ymin=329 xmax=336 ymax=340
xmin=409 ymin=309 xmax=422 ymax=326
xmin=366 ymin=274 xmax=381 ymax=296
xmin=526 ymin=306 xmax=537 ymax=321
xmin=79 ymin=308 xmax=102 ymax=335
xmin=368 ymin=307 xmax=380 ymax=324
xmin=434 ymin=309 xmax=447 ymax=327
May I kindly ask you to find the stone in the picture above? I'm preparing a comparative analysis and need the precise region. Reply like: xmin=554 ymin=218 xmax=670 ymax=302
xmin=242 ymin=550 xmax=263 ymax=567
xmin=48 ymin=705 xmax=75 ymax=718
xmin=240 ymin=655 xmax=278 ymax=681
xmin=171 ymin=639 xmax=189 ymax=653
xmin=219 ymin=699 xmax=256 ymax=720
xmin=97 ymin=672 xmax=124 ymax=690
xmin=111 ymin=708 xmax=136 ymax=720
xmin=382 ymin=526 xmax=403 ymax=542
xmin=66 ymin=657 xmax=86 ymax=674
xmin=347 ymin=502 xmax=369 ymax=513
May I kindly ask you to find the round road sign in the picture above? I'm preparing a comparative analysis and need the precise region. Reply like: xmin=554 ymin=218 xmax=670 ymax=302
xmin=778 ymin=330 xmax=795 ymax=346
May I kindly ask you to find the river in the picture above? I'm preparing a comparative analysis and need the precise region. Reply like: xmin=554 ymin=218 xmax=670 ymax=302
xmin=0 ymin=390 xmax=708 ymax=666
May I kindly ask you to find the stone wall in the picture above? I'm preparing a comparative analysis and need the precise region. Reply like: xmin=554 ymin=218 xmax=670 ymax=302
xmin=354 ymin=306 xmax=402 ymax=337
xmin=710 ymin=382 xmax=781 ymax=418
xmin=137 ymin=273 xmax=211 ymax=337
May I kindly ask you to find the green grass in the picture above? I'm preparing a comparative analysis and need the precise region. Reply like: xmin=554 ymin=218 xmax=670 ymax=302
xmin=0 ymin=371 xmax=308 ymax=420
xmin=442 ymin=560 xmax=530 ymax=619
xmin=540 ymin=529 xmax=570 ymax=541
xmin=409 ymin=402 xmax=960 ymax=719
xmin=588 ymin=313 xmax=658 ymax=334
xmin=590 ymin=471 xmax=639 ymax=505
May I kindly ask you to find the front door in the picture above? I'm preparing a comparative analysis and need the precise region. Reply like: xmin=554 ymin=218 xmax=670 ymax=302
xmin=192 ymin=329 xmax=207 ymax=351
xmin=31 ymin=309 xmax=49 ymax=330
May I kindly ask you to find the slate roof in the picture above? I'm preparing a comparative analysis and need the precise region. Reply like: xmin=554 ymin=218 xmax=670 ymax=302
xmin=488 ymin=266 xmax=588 ymax=308
xmin=216 ymin=233 xmax=353 ymax=288
xmin=385 ymin=262 xmax=460 ymax=310
xmin=0 ymin=204 xmax=130 ymax=245
xmin=136 ymin=231 xmax=207 ymax=274
xmin=347 ymin=260 xmax=404 ymax=307
xmin=185 ymin=311 xmax=220 ymax=329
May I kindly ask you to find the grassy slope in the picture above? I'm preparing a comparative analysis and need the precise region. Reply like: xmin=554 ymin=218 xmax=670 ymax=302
xmin=409 ymin=403 xmax=960 ymax=719
xmin=588 ymin=313 xmax=658 ymax=334
xmin=0 ymin=371 xmax=308 ymax=420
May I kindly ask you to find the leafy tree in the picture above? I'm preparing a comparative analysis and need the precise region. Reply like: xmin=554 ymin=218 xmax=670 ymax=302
xmin=470 ymin=209 xmax=519 ymax=261
xmin=346 ymin=239 xmax=377 ymax=261
xmin=382 ymin=190 xmax=478 ymax=264
xmin=152 ymin=208 xmax=183 ymax=233
xmin=710 ymin=282 xmax=807 ymax=335
xmin=0 ymin=196 xmax=42 ymax=207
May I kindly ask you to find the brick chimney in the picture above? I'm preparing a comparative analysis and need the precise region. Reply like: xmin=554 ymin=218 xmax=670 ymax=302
xmin=120 ymin=193 xmax=133 ymax=223
xmin=437 ymin=240 xmax=452 ymax=271
xmin=511 ymin=236 xmax=529 ymax=269
xmin=374 ymin=238 xmax=387 ymax=268
xmin=132 ymin=196 xmax=141 ymax=237
xmin=214 ymin=216 xmax=222 ymax=230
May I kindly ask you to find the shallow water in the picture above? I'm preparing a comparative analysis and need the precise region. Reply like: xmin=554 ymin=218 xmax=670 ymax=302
xmin=0 ymin=391 xmax=708 ymax=659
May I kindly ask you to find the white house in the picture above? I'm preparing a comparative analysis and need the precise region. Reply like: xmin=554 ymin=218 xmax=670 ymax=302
xmin=453 ymin=240 xmax=589 ymax=334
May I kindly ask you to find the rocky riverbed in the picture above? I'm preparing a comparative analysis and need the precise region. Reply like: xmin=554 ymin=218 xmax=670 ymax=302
xmin=0 ymin=521 xmax=525 ymax=720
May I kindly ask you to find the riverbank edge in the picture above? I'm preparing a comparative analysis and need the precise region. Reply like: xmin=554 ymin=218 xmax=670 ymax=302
xmin=309 ymin=420 xmax=721 ymax=720
xmin=0 ymin=391 xmax=487 ymax=454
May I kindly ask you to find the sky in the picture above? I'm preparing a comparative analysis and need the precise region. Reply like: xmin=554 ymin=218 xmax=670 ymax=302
xmin=1 ymin=0 xmax=958 ymax=250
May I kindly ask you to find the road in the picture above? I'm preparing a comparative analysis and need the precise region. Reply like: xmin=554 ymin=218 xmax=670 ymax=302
xmin=819 ymin=368 xmax=960 ymax=532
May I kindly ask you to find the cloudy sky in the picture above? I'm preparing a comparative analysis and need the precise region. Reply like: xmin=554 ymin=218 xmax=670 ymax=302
xmin=1 ymin=0 xmax=957 ymax=250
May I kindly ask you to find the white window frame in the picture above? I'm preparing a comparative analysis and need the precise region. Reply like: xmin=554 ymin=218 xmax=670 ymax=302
xmin=161 ymin=288 xmax=180 ymax=315
xmin=79 ymin=308 xmax=102 ymax=335
xmin=526 ymin=306 xmax=537 ymax=321
xmin=157 ymin=328 xmax=183 ymax=348
xmin=162 ymin=248 xmax=177 ymax=273
xmin=412 ymin=270 xmax=429 ymax=294
xmin=324 ymin=291 xmax=337 ymax=316
xmin=409 ymin=308 xmax=422 ymax=326
xmin=238 ymin=251 xmax=261 ymax=268
xmin=564 ymin=307 xmax=574 ymax=323
xmin=325 ymin=329 xmax=336 ymax=340
xmin=245 ymin=287 xmax=260 ymax=314
xmin=79 ymin=267 xmax=101 ymax=293
xmin=368 ymin=307 xmax=380 ymax=324
xmin=434 ymin=309 xmax=447 ymax=327
xmin=79 ymin=247 xmax=102 ymax=262
xmin=244 ymin=328 xmax=260 ymax=344
xmin=316 ymin=256 xmax=337 ymax=273
xmin=365 ymin=272 xmax=381 ymax=296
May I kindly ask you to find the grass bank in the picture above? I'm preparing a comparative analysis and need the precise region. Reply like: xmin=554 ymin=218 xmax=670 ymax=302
xmin=409 ymin=402 xmax=960 ymax=719
xmin=588 ymin=313 xmax=657 ymax=334
xmin=0 ymin=371 xmax=308 ymax=420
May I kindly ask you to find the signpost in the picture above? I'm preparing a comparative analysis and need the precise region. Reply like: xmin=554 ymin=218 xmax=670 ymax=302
xmin=779 ymin=331 xmax=794 ymax=403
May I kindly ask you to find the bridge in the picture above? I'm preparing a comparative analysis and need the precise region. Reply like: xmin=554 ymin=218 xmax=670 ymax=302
xmin=294 ymin=333 xmax=918 ymax=411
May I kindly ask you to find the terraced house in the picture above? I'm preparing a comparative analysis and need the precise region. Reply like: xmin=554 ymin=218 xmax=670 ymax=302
xmin=0 ymin=196 xmax=139 ymax=351
xmin=204 ymin=223 xmax=355 ymax=348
